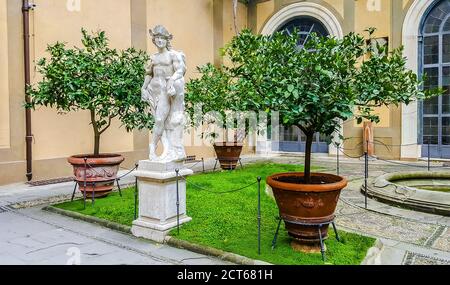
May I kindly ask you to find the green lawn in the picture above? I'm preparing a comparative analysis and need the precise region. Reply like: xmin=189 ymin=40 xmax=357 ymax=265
xmin=55 ymin=162 xmax=375 ymax=265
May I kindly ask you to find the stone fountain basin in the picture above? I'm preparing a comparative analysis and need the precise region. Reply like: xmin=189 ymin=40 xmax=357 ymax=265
xmin=364 ymin=171 xmax=450 ymax=216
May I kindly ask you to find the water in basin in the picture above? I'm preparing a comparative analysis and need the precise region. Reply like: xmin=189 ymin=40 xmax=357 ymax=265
xmin=393 ymin=178 xmax=450 ymax=193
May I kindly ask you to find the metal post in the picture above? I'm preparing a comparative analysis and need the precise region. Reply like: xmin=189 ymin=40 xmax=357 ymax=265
xmin=92 ymin=182 xmax=95 ymax=206
xmin=134 ymin=163 xmax=139 ymax=220
xmin=428 ymin=142 xmax=431 ymax=171
xmin=134 ymin=176 xmax=138 ymax=220
xmin=116 ymin=178 xmax=122 ymax=197
xmin=83 ymin=158 xmax=87 ymax=210
xmin=257 ymin=176 xmax=262 ymax=255
xmin=364 ymin=151 xmax=368 ymax=209
xmin=202 ymin=158 xmax=205 ymax=173
xmin=318 ymin=226 xmax=325 ymax=262
xmin=176 ymin=169 xmax=180 ymax=235
xmin=71 ymin=181 xmax=77 ymax=202
xmin=336 ymin=144 xmax=340 ymax=176
xmin=332 ymin=221 xmax=340 ymax=242
xmin=272 ymin=217 xmax=282 ymax=250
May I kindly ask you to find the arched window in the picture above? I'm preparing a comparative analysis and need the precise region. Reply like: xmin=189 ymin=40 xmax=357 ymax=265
xmin=275 ymin=17 xmax=330 ymax=154
xmin=277 ymin=16 xmax=329 ymax=47
xmin=421 ymin=0 xmax=450 ymax=158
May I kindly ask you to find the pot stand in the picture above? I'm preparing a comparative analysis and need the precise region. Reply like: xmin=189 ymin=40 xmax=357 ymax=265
xmin=271 ymin=216 xmax=340 ymax=262
xmin=213 ymin=157 xmax=243 ymax=171
xmin=70 ymin=178 xmax=123 ymax=209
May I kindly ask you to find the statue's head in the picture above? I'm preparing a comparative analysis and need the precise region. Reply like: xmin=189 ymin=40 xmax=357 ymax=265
xmin=149 ymin=25 xmax=172 ymax=50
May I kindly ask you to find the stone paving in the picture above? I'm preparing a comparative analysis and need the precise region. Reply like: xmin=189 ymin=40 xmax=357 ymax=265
xmin=0 ymin=170 xmax=232 ymax=265
xmin=0 ymin=206 xmax=233 ymax=265
xmin=0 ymin=154 xmax=449 ymax=265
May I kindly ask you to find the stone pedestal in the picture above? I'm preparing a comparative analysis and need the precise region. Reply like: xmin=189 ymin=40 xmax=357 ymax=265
xmin=131 ymin=160 xmax=193 ymax=243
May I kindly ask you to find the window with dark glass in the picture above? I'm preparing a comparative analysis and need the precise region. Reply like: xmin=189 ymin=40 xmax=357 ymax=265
xmin=275 ymin=17 xmax=330 ymax=153
xmin=421 ymin=0 xmax=450 ymax=157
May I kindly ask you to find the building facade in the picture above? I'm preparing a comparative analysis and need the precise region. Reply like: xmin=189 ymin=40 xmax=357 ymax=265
xmin=0 ymin=0 xmax=447 ymax=185
xmin=254 ymin=0 xmax=450 ymax=162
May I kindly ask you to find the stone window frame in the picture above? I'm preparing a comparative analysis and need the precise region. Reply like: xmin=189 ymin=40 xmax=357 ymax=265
xmin=260 ymin=2 xmax=343 ymax=38
xmin=402 ymin=0 xmax=443 ymax=159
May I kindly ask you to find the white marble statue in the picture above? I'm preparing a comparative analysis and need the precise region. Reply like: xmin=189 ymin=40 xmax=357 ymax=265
xmin=141 ymin=25 xmax=187 ymax=163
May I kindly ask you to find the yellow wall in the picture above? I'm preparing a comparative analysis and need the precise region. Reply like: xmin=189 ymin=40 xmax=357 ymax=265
xmin=0 ymin=0 xmax=255 ymax=185
xmin=0 ymin=1 xmax=9 ymax=149
xmin=355 ymin=0 xmax=390 ymax=38
xmin=223 ymin=0 xmax=248 ymax=45
xmin=146 ymin=0 xmax=215 ymax=81
xmin=30 ymin=0 xmax=134 ymax=160
xmin=345 ymin=0 xmax=404 ymax=159
xmin=256 ymin=0 xmax=275 ymax=33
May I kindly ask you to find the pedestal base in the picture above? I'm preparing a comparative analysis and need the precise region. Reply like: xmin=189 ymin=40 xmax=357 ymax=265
xmin=131 ymin=160 xmax=193 ymax=243
xmin=132 ymin=216 xmax=192 ymax=243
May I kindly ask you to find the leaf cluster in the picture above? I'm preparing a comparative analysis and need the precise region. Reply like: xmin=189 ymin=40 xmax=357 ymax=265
xmin=27 ymin=29 xmax=153 ymax=135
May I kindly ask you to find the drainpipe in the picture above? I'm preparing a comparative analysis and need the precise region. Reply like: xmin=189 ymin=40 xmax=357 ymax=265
xmin=22 ymin=0 xmax=35 ymax=181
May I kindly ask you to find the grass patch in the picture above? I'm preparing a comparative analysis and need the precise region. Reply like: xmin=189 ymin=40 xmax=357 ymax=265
xmin=55 ymin=188 xmax=136 ymax=227
xmin=55 ymin=162 xmax=375 ymax=265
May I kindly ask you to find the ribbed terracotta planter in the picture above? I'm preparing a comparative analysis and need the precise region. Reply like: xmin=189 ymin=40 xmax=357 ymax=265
xmin=267 ymin=172 xmax=347 ymax=247
xmin=213 ymin=142 xmax=243 ymax=170
xmin=68 ymin=154 xmax=125 ymax=198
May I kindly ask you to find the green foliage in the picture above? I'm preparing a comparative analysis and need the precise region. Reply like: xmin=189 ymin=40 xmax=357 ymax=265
xmin=55 ymin=162 xmax=375 ymax=265
xmin=186 ymin=63 xmax=260 ymax=142
xmin=206 ymin=28 xmax=441 ymax=180
xmin=222 ymin=28 xmax=436 ymax=137
xmin=26 ymin=29 xmax=152 ymax=155
xmin=354 ymin=29 xmax=439 ymax=124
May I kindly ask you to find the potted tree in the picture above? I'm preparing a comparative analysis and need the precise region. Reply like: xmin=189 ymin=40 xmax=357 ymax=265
xmin=220 ymin=28 xmax=438 ymax=250
xmin=26 ymin=29 xmax=152 ymax=197
xmin=186 ymin=63 xmax=258 ymax=170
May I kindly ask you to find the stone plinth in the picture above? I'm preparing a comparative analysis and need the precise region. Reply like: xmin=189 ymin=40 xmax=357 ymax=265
xmin=131 ymin=160 xmax=193 ymax=243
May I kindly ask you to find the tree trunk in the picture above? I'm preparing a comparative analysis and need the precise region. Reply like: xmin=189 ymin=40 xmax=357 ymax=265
xmin=304 ymin=131 xmax=314 ymax=184
xmin=90 ymin=109 xmax=100 ymax=156
xmin=94 ymin=134 xmax=100 ymax=156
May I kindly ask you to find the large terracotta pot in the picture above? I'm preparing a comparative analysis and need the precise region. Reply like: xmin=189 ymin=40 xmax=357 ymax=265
xmin=213 ymin=142 xmax=243 ymax=170
xmin=68 ymin=154 xmax=125 ymax=198
xmin=267 ymin=172 xmax=347 ymax=246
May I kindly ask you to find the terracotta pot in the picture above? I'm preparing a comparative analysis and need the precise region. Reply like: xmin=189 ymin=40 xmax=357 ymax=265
xmin=68 ymin=154 xmax=125 ymax=198
xmin=213 ymin=142 xmax=243 ymax=170
xmin=267 ymin=172 xmax=347 ymax=245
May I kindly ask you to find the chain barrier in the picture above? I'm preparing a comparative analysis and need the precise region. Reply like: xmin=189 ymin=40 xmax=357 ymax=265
xmin=336 ymin=141 xmax=450 ymax=169
xmin=178 ymin=173 xmax=258 ymax=194
xmin=335 ymin=138 xmax=450 ymax=211
xmin=175 ymin=169 xmax=263 ymax=255
xmin=117 ymin=164 xmax=139 ymax=180
xmin=184 ymin=158 xmax=204 ymax=171
xmin=338 ymin=148 xmax=364 ymax=159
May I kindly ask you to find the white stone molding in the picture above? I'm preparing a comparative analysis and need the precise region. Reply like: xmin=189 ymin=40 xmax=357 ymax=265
xmin=261 ymin=2 xmax=343 ymax=38
xmin=401 ymin=0 xmax=436 ymax=159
